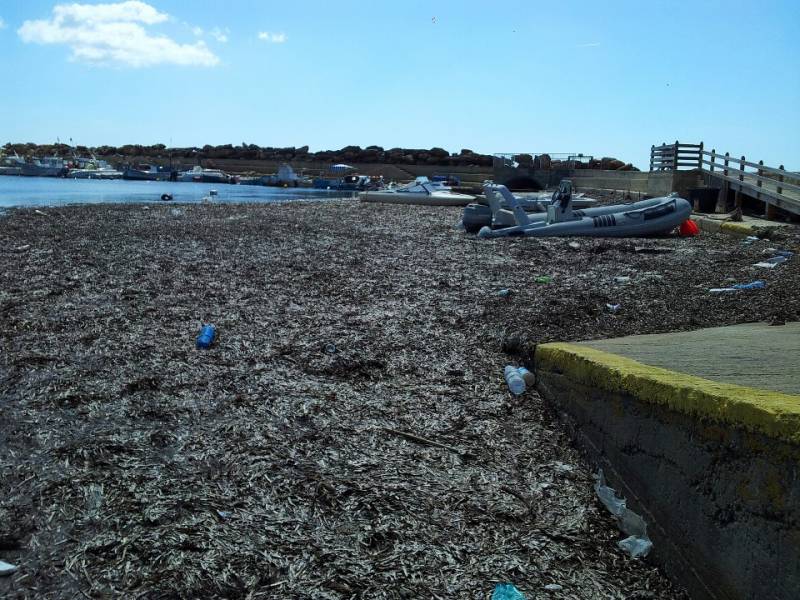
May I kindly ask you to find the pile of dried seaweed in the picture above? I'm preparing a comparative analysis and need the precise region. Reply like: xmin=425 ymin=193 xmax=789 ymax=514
xmin=1 ymin=199 xmax=798 ymax=598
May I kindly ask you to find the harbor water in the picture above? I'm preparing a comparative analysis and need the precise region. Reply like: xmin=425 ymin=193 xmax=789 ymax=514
xmin=0 ymin=176 xmax=355 ymax=209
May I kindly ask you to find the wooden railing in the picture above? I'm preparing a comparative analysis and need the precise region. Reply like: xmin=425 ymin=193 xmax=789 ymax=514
xmin=650 ymin=141 xmax=704 ymax=171
xmin=650 ymin=141 xmax=800 ymax=216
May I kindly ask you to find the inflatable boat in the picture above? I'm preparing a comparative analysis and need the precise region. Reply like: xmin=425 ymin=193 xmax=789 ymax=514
xmin=464 ymin=186 xmax=597 ymax=232
xmin=477 ymin=182 xmax=692 ymax=239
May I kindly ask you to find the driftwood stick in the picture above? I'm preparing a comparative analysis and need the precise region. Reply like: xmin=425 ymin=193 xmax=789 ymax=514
xmin=382 ymin=427 xmax=463 ymax=455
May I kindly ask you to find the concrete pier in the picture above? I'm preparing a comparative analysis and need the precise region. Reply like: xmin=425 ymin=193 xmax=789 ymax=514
xmin=535 ymin=322 xmax=800 ymax=600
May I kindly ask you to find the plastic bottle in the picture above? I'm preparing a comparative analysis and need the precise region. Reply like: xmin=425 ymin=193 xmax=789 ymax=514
xmin=535 ymin=275 xmax=551 ymax=284
xmin=504 ymin=366 xmax=526 ymax=395
xmin=518 ymin=367 xmax=536 ymax=387
xmin=196 ymin=324 xmax=216 ymax=349
xmin=732 ymin=280 xmax=766 ymax=290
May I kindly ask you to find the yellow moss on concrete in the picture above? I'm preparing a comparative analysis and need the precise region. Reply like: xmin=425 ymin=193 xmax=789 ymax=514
xmin=536 ymin=343 xmax=800 ymax=445
xmin=721 ymin=221 xmax=757 ymax=235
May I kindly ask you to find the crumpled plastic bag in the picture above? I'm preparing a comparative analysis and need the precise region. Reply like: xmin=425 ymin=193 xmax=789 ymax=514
xmin=619 ymin=535 xmax=653 ymax=558
xmin=594 ymin=469 xmax=653 ymax=558
xmin=595 ymin=469 xmax=626 ymax=516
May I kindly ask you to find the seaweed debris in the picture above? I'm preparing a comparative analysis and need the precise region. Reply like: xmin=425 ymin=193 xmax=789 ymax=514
xmin=1 ymin=199 xmax=797 ymax=598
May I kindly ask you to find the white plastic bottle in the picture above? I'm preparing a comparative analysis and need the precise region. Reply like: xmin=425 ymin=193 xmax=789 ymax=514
xmin=504 ymin=366 xmax=526 ymax=395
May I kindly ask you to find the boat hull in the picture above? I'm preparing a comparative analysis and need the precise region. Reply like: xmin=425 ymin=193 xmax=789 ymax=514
xmin=464 ymin=197 xmax=664 ymax=232
xmin=21 ymin=165 xmax=67 ymax=177
xmin=360 ymin=190 xmax=475 ymax=207
xmin=123 ymin=169 xmax=171 ymax=181
xmin=70 ymin=170 xmax=123 ymax=180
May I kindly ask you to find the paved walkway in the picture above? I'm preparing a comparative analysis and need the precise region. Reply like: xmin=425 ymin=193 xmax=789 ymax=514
xmin=579 ymin=322 xmax=800 ymax=395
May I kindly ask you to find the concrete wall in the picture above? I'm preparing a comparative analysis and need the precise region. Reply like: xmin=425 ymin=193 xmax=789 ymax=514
xmin=494 ymin=165 xmax=703 ymax=196
xmin=535 ymin=350 xmax=800 ymax=600
xmin=648 ymin=170 xmax=704 ymax=197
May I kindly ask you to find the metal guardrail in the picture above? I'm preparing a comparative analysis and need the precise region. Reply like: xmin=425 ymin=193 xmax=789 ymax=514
xmin=650 ymin=141 xmax=800 ymax=216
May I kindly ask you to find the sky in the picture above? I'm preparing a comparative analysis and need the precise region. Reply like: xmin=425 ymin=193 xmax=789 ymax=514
xmin=0 ymin=0 xmax=798 ymax=170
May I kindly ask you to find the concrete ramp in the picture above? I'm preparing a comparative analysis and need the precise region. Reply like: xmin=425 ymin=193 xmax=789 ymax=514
xmin=534 ymin=323 xmax=800 ymax=600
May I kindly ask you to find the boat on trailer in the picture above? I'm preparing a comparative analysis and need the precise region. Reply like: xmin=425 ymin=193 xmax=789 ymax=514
xmin=476 ymin=181 xmax=692 ymax=238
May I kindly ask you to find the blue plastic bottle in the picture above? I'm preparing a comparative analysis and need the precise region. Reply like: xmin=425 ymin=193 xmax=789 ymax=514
xmin=504 ymin=366 xmax=526 ymax=395
xmin=518 ymin=367 xmax=536 ymax=387
xmin=196 ymin=324 xmax=216 ymax=349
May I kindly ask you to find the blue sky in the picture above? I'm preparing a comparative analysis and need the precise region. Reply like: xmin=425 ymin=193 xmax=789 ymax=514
xmin=0 ymin=0 xmax=798 ymax=169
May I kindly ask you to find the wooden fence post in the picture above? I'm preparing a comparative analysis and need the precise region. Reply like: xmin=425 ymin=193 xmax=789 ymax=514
xmin=698 ymin=141 xmax=704 ymax=169
xmin=757 ymin=160 xmax=764 ymax=196
xmin=709 ymin=148 xmax=715 ymax=173
xmin=723 ymin=152 xmax=730 ymax=177
xmin=650 ymin=145 xmax=655 ymax=171
xmin=674 ymin=140 xmax=680 ymax=170
xmin=739 ymin=156 xmax=745 ymax=183
xmin=766 ymin=162 xmax=781 ymax=220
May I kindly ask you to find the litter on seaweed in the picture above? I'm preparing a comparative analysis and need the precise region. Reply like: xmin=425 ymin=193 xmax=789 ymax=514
xmin=594 ymin=469 xmax=653 ymax=558
xmin=0 ymin=560 xmax=18 ymax=577
xmin=710 ymin=280 xmax=766 ymax=293
xmin=492 ymin=583 xmax=526 ymax=600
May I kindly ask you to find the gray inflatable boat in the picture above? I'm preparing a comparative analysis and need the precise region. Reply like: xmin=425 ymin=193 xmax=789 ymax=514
xmin=463 ymin=187 xmax=597 ymax=232
xmin=477 ymin=182 xmax=692 ymax=239
xmin=465 ymin=185 xmax=651 ymax=232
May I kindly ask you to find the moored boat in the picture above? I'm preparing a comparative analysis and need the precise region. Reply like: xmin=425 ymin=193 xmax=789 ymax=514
xmin=68 ymin=158 xmax=123 ymax=179
xmin=21 ymin=157 xmax=68 ymax=177
xmin=177 ymin=166 xmax=233 ymax=184
xmin=123 ymin=164 xmax=172 ymax=181
xmin=0 ymin=153 xmax=25 ymax=176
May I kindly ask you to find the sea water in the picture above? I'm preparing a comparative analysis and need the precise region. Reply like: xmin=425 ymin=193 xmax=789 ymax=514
xmin=0 ymin=176 xmax=355 ymax=209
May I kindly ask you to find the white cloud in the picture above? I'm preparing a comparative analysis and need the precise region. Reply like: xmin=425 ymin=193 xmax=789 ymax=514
xmin=0 ymin=17 xmax=6 ymax=30
xmin=576 ymin=42 xmax=601 ymax=48
xmin=210 ymin=27 xmax=228 ymax=43
xmin=258 ymin=31 xmax=286 ymax=43
xmin=191 ymin=25 xmax=203 ymax=37
xmin=18 ymin=1 xmax=219 ymax=68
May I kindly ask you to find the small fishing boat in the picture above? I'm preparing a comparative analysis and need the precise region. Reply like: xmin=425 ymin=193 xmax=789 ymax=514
xmin=69 ymin=158 xmax=123 ymax=179
xmin=0 ymin=153 xmax=25 ymax=176
xmin=123 ymin=164 xmax=172 ymax=181
xmin=177 ymin=166 xmax=233 ymax=184
xmin=313 ymin=164 xmax=374 ymax=191
xmin=360 ymin=177 xmax=475 ymax=206
xmin=21 ymin=157 xmax=68 ymax=177
xmin=477 ymin=182 xmax=691 ymax=238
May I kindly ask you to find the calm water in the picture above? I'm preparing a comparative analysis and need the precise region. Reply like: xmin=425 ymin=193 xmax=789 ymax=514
xmin=0 ymin=176 xmax=355 ymax=208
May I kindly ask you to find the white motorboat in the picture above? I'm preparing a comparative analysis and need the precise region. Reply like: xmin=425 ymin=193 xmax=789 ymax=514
xmin=359 ymin=177 xmax=475 ymax=206
xmin=0 ymin=153 xmax=25 ymax=176
xmin=69 ymin=159 xmax=123 ymax=179
xmin=178 ymin=166 xmax=232 ymax=184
